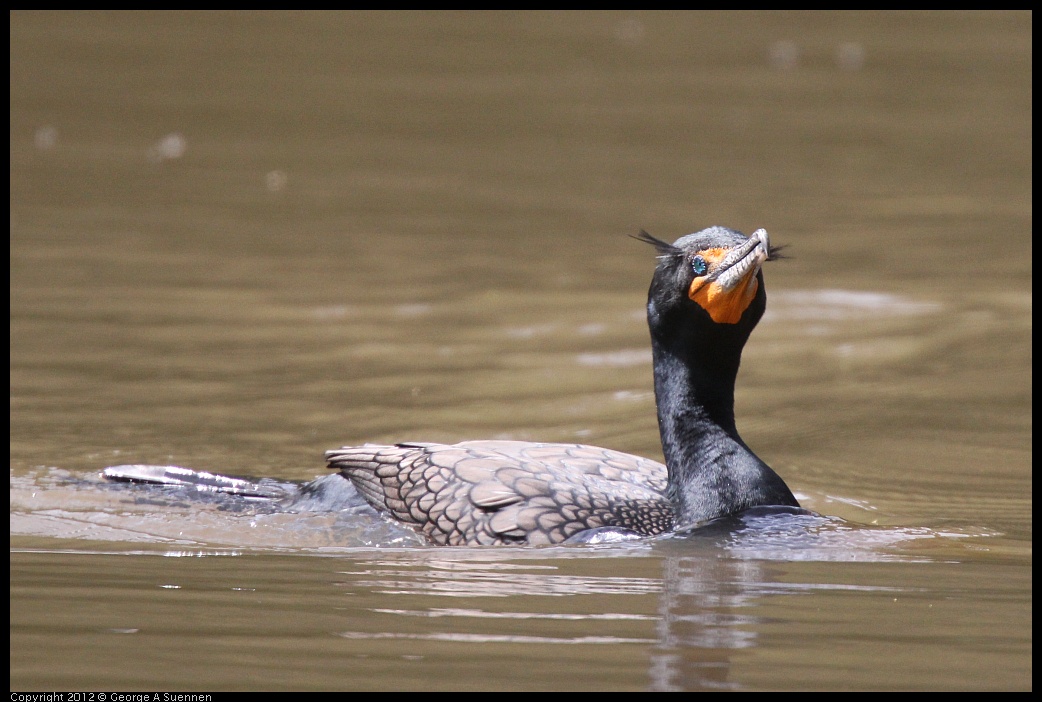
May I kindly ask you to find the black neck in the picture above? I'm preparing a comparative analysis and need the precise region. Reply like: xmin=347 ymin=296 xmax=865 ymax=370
xmin=650 ymin=317 xmax=798 ymax=524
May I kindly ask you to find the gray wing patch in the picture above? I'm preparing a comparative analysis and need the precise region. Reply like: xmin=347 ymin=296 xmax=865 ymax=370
xmin=325 ymin=440 xmax=675 ymax=546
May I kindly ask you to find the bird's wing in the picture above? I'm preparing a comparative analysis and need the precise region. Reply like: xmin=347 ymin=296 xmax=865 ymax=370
xmin=325 ymin=440 xmax=674 ymax=545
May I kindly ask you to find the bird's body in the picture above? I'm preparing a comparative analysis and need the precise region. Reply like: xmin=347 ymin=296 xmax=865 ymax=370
xmin=104 ymin=226 xmax=800 ymax=545
xmin=326 ymin=440 xmax=674 ymax=546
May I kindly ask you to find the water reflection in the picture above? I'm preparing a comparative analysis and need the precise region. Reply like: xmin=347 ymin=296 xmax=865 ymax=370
xmin=335 ymin=630 xmax=655 ymax=645
xmin=649 ymin=555 xmax=762 ymax=690
xmin=341 ymin=556 xmax=660 ymax=598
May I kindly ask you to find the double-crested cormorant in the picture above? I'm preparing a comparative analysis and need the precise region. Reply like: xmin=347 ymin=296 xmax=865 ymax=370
xmin=104 ymin=226 xmax=799 ymax=545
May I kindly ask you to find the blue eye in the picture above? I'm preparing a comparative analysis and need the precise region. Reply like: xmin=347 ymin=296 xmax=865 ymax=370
xmin=691 ymin=256 xmax=708 ymax=276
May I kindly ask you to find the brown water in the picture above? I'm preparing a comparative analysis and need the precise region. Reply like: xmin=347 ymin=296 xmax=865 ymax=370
xmin=10 ymin=11 xmax=1031 ymax=691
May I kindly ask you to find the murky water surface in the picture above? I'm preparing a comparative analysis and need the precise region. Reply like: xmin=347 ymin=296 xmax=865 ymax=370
xmin=11 ymin=11 xmax=1030 ymax=691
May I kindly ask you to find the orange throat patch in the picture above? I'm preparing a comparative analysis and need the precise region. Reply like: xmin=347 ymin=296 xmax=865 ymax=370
xmin=688 ymin=270 xmax=760 ymax=324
